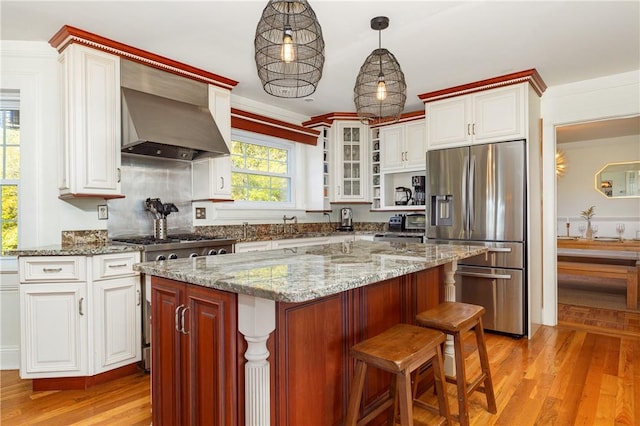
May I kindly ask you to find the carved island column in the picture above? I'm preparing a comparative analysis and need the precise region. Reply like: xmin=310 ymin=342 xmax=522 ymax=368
xmin=238 ymin=294 xmax=275 ymax=426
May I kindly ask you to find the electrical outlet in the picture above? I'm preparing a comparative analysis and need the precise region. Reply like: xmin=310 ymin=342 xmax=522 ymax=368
xmin=195 ymin=207 xmax=206 ymax=219
xmin=97 ymin=205 xmax=108 ymax=220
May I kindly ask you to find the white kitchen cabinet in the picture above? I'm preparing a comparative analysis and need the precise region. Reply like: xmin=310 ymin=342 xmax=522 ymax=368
xmin=235 ymin=241 xmax=273 ymax=252
xmin=18 ymin=252 xmax=141 ymax=380
xmin=57 ymin=44 xmax=123 ymax=199
xmin=304 ymin=126 xmax=330 ymax=211
xmin=92 ymin=252 xmax=141 ymax=374
xmin=20 ymin=282 xmax=88 ymax=377
xmin=271 ymin=237 xmax=333 ymax=249
xmin=426 ymin=84 xmax=525 ymax=149
xmin=333 ymin=122 xmax=369 ymax=202
xmin=192 ymin=85 xmax=233 ymax=201
xmin=380 ymin=120 xmax=426 ymax=172
xmin=330 ymin=234 xmax=356 ymax=243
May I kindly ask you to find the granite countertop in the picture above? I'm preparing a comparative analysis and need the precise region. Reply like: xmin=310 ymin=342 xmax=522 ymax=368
xmin=134 ymin=240 xmax=486 ymax=303
xmin=8 ymin=243 xmax=143 ymax=257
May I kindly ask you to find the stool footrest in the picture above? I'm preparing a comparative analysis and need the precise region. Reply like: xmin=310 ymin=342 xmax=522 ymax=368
xmin=413 ymin=399 xmax=448 ymax=426
xmin=358 ymin=399 xmax=394 ymax=426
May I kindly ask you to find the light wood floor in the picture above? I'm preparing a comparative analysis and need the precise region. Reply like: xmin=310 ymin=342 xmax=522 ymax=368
xmin=2 ymin=311 xmax=639 ymax=426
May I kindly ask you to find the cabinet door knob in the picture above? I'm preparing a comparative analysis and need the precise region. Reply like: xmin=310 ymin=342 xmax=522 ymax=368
xmin=472 ymin=123 xmax=476 ymax=135
xmin=220 ymin=177 xmax=224 ymax=190
xmin=467 ymin=123 xmax=471 ymax=136
xmin=79 ymin=297 xmax=84 ymax=316
xmin=117 ymin=168 xmax=121 ymax=183
xmin=137 ymin=290 xmax=141 ymax=306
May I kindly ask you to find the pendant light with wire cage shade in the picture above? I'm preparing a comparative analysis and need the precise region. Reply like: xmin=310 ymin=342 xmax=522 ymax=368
xmin=354 ymin=16 xmax=407 ymax=124
xmin=254 ymin=0 xmax=325 ymax=98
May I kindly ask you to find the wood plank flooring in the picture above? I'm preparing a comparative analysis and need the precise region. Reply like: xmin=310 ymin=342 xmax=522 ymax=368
xmin=2 ymin=309 xmax=638 ymax=425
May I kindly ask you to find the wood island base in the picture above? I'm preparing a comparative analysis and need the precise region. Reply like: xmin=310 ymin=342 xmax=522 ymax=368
xmin=151 ymin=266 xmax=445 ymax=425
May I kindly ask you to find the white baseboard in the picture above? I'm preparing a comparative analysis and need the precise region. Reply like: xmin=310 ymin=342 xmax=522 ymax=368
xmin=0 ymin=347 xmax=20 ymax=370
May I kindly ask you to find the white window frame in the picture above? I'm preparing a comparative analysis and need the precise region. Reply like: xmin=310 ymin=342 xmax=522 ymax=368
xmin=230 ymin=129 xmax=296 ymax=209
xmin=0 ymin=92 xmax=20 ymax=260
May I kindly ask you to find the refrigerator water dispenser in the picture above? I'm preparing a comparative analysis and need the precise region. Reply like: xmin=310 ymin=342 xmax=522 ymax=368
xmin=430 ymin=195 xmax=453 ymax=226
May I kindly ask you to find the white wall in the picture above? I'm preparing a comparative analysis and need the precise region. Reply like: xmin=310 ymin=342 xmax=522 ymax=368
xmin=557 ymin=135 xmax=640 ymax=238
xmin=540 ymin=70 xmax=640 ymax=326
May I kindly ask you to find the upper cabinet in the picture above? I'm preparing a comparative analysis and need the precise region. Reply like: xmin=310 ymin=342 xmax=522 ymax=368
xmin=426 ymin=84 xmax=526 ymax=149
xmin=192 ymin=85 xmax=233 ymax=201
xmin=333 ymin=121 xmax=369 ymax=203
xmin=380 ymin=120 xmax=426 ymax=172
xmin=58 ymin=44 xmax=123 ymax=199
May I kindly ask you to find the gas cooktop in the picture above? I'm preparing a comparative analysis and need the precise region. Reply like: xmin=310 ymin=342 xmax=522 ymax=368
xmin=112 ymin=234 xmax=231 ymax=245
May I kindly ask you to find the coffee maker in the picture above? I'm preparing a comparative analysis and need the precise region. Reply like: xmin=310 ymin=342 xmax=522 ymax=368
xmin=337 ymin=207 xmax=353 ymax=231
xmin=411 ymin=175 xmax=426 ymax=205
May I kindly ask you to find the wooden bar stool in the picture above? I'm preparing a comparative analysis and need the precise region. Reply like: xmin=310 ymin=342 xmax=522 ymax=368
xmin=345 ymin=323 xmax=451 ymax=426
xmin=414 ymin=302 xmax=497 ymax=426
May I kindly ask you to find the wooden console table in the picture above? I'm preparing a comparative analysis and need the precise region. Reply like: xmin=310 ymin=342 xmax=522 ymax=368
xmin=557 ymin=238 xmax=640 ymax=310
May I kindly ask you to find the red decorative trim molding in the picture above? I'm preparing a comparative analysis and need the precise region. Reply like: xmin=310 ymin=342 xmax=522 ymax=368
xmin=418 ymin=69 xmax=547 ymax=103
xmin=231 ymin=109 xmax=320 ymax=145
xmin=302 ymin=110 xmax=425 ymax=128
xmin=370 ymin=110 xmax=425 ymax=128
xmin=302 ymin=112 xmax=361 ymax=128
xmin=49 ymin=25 xmax=238 ymax=90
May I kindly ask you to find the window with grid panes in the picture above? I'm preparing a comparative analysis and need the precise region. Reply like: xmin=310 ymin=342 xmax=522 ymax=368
xmin=230 ymin=131 xmax=293 ymax=204
xmin=1 ymin=90 xmax=20 ymax=256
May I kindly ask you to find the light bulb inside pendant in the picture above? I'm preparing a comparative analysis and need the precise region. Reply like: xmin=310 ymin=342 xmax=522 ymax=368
xmin=281 ymin=27 xmax=295 ymax=63
xmin=376 ymin=74 xmax=387 ymax=101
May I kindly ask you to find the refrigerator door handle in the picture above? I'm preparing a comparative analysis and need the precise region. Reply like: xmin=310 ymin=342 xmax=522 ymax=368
xmin=469 ymin=154 xmax=476 ymax=231
xmin=456 ymin=271 xmax=512 ymax=280
xmin=462 ymin=155 xmax=469 ymax=231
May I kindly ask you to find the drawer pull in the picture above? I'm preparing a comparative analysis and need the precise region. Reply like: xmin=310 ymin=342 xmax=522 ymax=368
xmin=42 ymin=267 xmax=63 ymax=273
xmin=107 ymin=263 xmax=128 ymax=268
xmin=175 ymin=305 xmax=184 ymax=333
xmin=79 ymin=297 xmax=84 ymax=316
xmin=180 ymin=306 xmax=190 ymax=335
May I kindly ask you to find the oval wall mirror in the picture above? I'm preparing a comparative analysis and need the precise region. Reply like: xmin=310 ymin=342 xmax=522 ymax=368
xmin=595 ymin=161 xmax=640 ymax=198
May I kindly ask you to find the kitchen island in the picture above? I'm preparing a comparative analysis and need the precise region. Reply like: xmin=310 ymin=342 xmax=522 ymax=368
xmin=134 ymin=240 xmax=486 ymax=425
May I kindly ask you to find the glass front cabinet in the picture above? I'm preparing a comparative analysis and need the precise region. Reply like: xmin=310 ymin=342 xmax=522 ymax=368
xmin=332 ymin=122 xmax=369 ymax=203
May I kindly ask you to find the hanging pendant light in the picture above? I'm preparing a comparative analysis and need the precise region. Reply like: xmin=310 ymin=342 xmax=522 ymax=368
xmin=254 ymin=0 xmax=325 ymax=98
xmin=354 ymin=16 xmax=406 ymax=124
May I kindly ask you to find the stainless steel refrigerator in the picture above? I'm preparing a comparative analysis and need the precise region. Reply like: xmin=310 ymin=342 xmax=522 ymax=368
xmin=426 ymin=139 xmax=526 ymax=336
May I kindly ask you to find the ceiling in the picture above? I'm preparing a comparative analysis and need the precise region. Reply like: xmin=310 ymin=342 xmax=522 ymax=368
xmin=556 ymin=116 xmax=640 ymax=144
xmin=1 ymin=1 xmax=639 ymax=121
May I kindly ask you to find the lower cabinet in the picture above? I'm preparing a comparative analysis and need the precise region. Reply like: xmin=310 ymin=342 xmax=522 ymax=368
xmin=20 ymin=282 xmax=88 ymax=376
xmin=151 ymin=277 xmax=237 ymax=426
xmin=93 ymin=276 xmax=141 ymax=374
xmin=235 ymin=235 xmax=357 ymax=252
xmin=18 ymin=252 xmax=141 ymax=383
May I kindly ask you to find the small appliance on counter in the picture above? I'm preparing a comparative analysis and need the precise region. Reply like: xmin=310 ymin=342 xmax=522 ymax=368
xmin=337 ymin=207 xmax=354 ymax=231
xmin=411 ymin=175 xmax=426 ymax=205
xmin=388 ymin=214 xmax=405 ymax=231
xmin=395 ymin=186 xmax=412 ymax=205
xmin=404 ymin=213 xmax=426 ymax=231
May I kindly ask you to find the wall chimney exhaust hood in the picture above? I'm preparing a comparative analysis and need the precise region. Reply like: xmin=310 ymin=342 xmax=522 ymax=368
xmin=120 ymin=59 xmax=230 ymax=161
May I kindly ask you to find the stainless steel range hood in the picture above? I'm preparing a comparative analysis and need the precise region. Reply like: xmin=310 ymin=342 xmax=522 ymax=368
xmin=121 ymin=59 xmax=229 ymax=161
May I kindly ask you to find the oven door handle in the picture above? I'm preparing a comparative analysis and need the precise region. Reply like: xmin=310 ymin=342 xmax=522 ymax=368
xmin=456 ymin=271 xmax=512 ymax=280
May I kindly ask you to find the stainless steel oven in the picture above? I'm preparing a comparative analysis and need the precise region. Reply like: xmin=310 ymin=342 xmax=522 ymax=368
xmin=112 ymin=234 xmax=235 ymax=371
